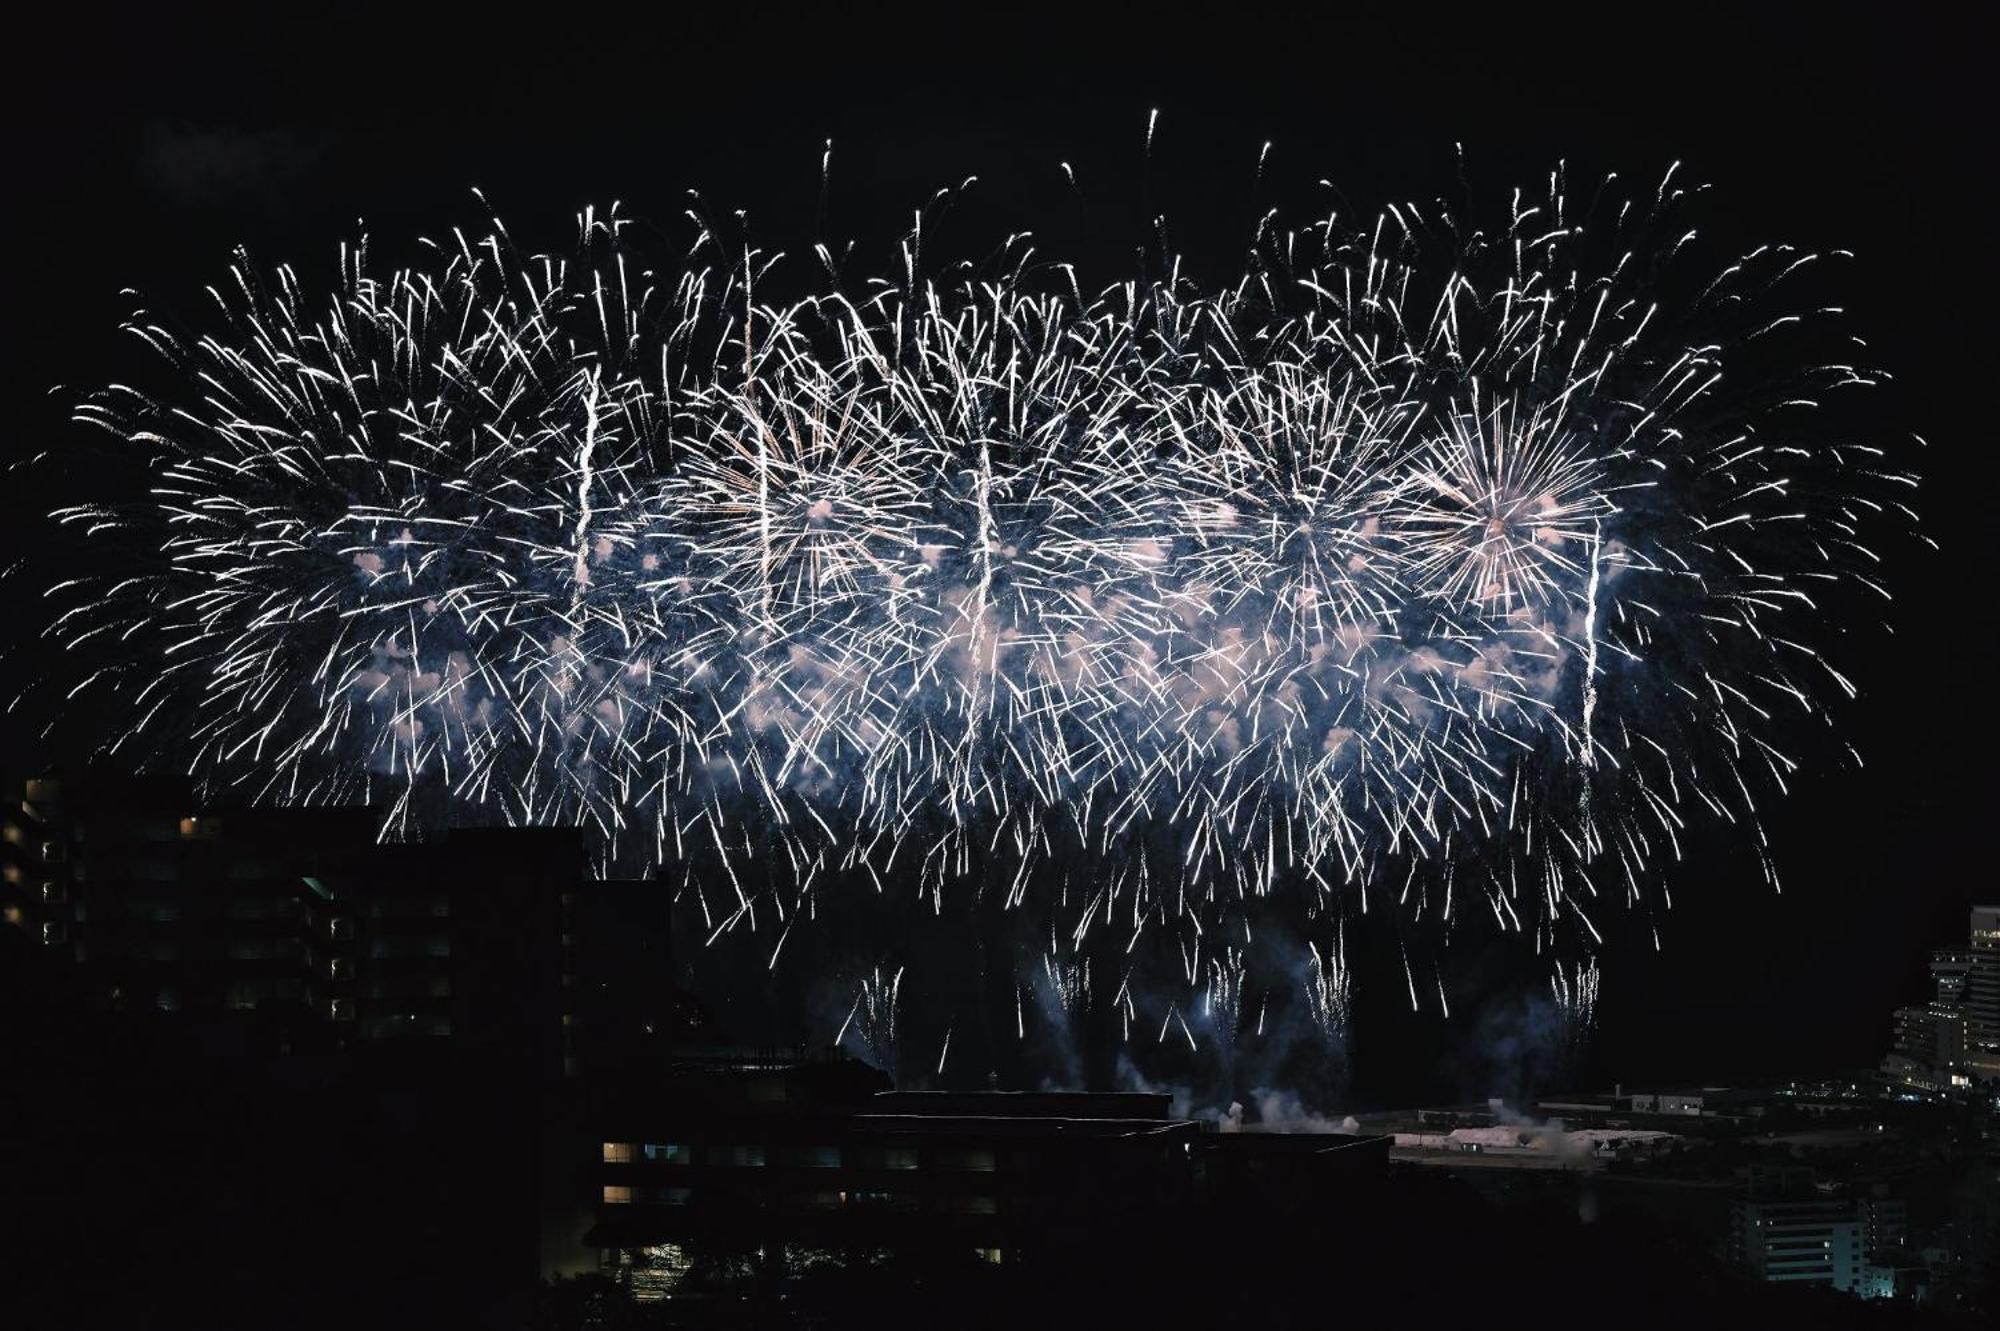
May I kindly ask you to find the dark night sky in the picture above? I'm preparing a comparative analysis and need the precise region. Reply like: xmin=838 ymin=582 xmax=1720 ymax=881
xmin=6 ymin=4 xmax=1991 ymax=1101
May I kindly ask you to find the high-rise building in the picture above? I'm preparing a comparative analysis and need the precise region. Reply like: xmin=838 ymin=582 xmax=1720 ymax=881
xmin=302 ymin=827 xmax=584 ymax=1077
xmin=2 ymin=773 xmax=684 ymax=1080
xmin=1967 ymin=905 xmax=2000 ymax=1080
xmin=1933 ymin=950 xmax=1973 ymax=1006
xmin=1880 ymin=908 xmax=1999 ymax=1090
xmin=2 ymin=774 xmax=378 ymax=1015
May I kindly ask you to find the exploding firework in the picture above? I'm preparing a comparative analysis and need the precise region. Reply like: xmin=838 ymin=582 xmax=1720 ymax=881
xmin=38 ymin=162 xmax=1919 ymax=1042
xmin=1303 ymin=930 xmax=1353 ymax=1044
xmin=1040 ymin=948 xmax=1091 ymax=1020
xmin=835 ymin=965 xmax=903 ymax=1070
xmin=1550 ymin=957 xmax=1603 ymax=1056
xmin=1198 ymin=947 xmax=1248 ymax=1051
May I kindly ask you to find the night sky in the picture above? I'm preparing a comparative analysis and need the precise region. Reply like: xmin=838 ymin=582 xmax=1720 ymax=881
xmin=7 ymin=5 xmax=1990 ymax=1105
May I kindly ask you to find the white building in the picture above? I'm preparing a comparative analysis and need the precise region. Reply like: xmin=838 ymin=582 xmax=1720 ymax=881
xmin=1730 ymin=1197 xmax=1865 ymax=1290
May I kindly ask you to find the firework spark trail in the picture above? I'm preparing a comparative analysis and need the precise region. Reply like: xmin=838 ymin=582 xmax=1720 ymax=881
xmin=41 ymin=167 xmax=1918 ymax=1026
xmin=571 ymin=370 xmax=602 ymax=604
xmin=1550 ymin=957 xmax=1602 ymax=1055
xmin=1040 ymin=928 xmax=1092 ymax=1018
xmin=1581 ymin=521 xmax=1602 ymax=770
xmin=1304 ymin=928 xmax=1351 ymax=1042
xmin=1578 ymin=520 xmax=1603 ymax=827
xmin=1200 ymin=946 xmax=1247 ymax=1050
xmin=836 ymin=964 xmax=903 ymax=1069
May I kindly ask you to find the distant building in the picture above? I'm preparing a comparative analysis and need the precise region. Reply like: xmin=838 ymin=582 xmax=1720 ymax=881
xmin=311 ymin=827 xmax=583 ymax=1076
xmin=3 ymin=774 xmax=377 ymax=1016
xmin=1390 ymin=1124 xmax=1674 ymax=1166
xmin=1729 ymin=1182 xmax=1914 ymax=1297
xmin=1 ymin=773 xmax=688 ymax=1078
xmin=1933 ymin=950 xmax=1974 ymax=1006
xmin=1880 ymin=906 xmax=2000 ymax=1090
xmin=580 ymin=1072 xmax=1390 ymax=1297
xmin=1730 ymin=1196 xmax=1867 ymax=1290
xmin=1861 ymin=1189 xmax=1909 ymax=1253
xmin=1859 ymin=1250 xmax=1930 ymax=1302
xmin=1629 ymin=1089 xmax=1707 ymax=1116
xmin=1969 ymin=905 xmax=2000 ymax=1081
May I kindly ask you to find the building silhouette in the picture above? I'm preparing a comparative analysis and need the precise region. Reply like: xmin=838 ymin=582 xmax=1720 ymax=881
xmin=1 ymin=773 xmax=697 ymax=1078
xmin=1969 ymin=906 xmax=2000 ymax=1080
xmin=1880 ymin=905 xmax=2000 ymax=1091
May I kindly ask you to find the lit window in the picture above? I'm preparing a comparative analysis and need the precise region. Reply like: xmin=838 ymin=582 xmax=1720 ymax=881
xmin=602 ymin=1185 xmax=633 ymax=1205
xmin=847 ymin=1191 xmax=919 ymax=1212
xmin=603 ymin=1142 xmax=636 ymax=1163
xmin=643 ymin=1143 xmax=688 ymax=1163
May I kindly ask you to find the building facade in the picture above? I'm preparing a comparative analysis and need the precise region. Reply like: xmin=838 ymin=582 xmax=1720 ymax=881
xmin=1730 ymin=1196 xmax=1867 ymax=1290
xmin=578 ymin=1072 xmax=1390 ymax=1300
xmin=2 ymin=773 xmax=686 ymax=1079
xmin=1880 ymin=907 xmax=2000 ymax=1090
xmin=1968 ymin=906 xmax=2000 ymax=1080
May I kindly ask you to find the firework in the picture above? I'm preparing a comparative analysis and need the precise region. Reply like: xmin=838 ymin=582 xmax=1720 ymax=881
xmin=835 ymin=965 xmax=904 ymax=1071
xmin=1199 ymin=947 xmax=1248 ymax=1050
xmin=1304 ymin=930 xmax=1352 ymax=1043
xmin=1550 ymin=957 xmax=1602 ymax=1056
xmin=41 ymin=164 xmax=1918 ymax=1031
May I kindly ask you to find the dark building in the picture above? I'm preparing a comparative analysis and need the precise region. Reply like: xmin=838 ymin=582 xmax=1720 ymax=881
xmin=1731 ymin=1195 xmax=1869 ymax=1290
xmin=4 ymin=774 xmax=376 ymax=1018
xmin=1970 ymin=906 xmax=2000 ymax=1081
xmin=1880 ymin=906 xmax=2000 ymax=1091
xmin=0 ymin=772 xmax=746 ymax=1293
xmin=1 ymin=773 xmax=697 ymax=1080
xmin=574 ymin=1064 xmax=1390 ymax=1300
xmin=309 ymin=828 xmax=579 ymax=1076
xmin=564 ymin=877 xmax=703 ymax=1075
